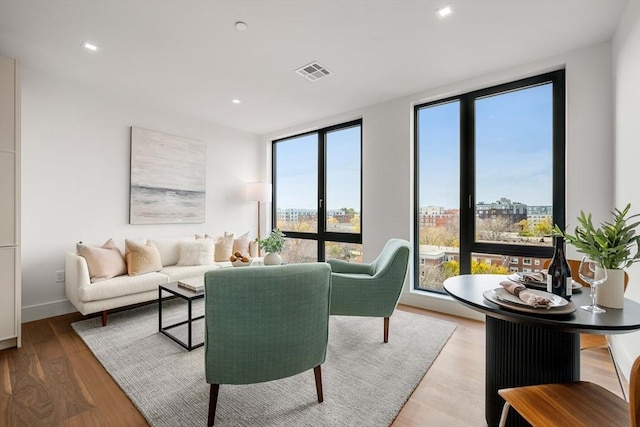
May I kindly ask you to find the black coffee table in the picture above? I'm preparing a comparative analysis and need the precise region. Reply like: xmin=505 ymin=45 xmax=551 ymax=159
xmin=158 ymin=281 xmax=204 ymax=351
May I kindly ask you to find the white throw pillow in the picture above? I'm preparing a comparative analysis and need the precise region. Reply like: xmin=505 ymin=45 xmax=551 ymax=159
xmin=177 ymin=239 xmax=215 ymax=266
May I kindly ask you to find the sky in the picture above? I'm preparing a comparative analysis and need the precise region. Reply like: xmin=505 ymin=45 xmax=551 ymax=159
xmin=275 ymin=126 xmax=361 ymax=210
xmin=274 ymin=82 xmax=554 ymax=211
xmin=418 ymin=83 xmax=553 ymax=208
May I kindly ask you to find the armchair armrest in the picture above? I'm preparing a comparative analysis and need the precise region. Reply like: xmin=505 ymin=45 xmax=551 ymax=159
xmin=327 ymin=259 xmax=372 ymax=275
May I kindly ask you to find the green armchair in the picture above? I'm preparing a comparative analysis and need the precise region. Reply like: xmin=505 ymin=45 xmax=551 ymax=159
xmin=327 ymin=238 xmax=410 ymax=343
xmin=203 ymin=263 xmax=331 ymax=426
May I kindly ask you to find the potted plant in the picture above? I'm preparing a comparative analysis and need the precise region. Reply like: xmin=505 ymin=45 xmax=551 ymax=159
xmin=553 ymin=203 xmax=640 ymax=308
xmin=255 ymin=229 xmax=286 ymax=265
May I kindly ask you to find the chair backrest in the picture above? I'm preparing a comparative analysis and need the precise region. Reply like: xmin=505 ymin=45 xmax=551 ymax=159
xmin=542 ymin=258 xmax=629 ymax=291
xmin=369 ymin=238 xmax=411 ymax=279
xmin=631 ymin=355 xmax=640 ymax=427
xmin=204 ymin=263 xmax=331 ymax=385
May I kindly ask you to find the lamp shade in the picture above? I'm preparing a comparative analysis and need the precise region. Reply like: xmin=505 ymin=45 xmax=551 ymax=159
xmin=245 ymin=182 xmax=272 ymax=202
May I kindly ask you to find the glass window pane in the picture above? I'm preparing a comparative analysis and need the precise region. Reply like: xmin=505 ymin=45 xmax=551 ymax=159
xmin=475 ymin=84 xmax=553 ymax=248
xmin=275 ymin=134 xmax=318 ymax=233
xmin=416 ymin=101 xmax=460 ymax=293
xmin=280 ymin=238 xmax=317 ymax=264
xmin=326 ymin=126 xmax=361 ymax=234
xmin=325 ymin=242 xmax=363 ymax=263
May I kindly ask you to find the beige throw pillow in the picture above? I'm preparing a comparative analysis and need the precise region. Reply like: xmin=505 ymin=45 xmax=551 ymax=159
xmin=177 ymin=239 xmax=215 ymax=266
xmin=125 ymin=239 xmax=162 ymax=276
xmin=232 ymin=231 xmax=252 ymax=256
xmin=214 ymin=233 xmax=234 ymax=262
xmin=76 ymin=238 xmax=127 ymax=283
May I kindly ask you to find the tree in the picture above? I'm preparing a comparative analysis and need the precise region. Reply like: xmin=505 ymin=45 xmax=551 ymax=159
xmin=533 ymin=217 xmax=553 ymax=237
xmin=477 ymin=217 xmax=514 ymax=241
xmin=518 ymin=219 xmax=534 ymax=236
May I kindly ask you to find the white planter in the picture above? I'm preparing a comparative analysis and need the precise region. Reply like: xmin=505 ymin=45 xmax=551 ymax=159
xmin=596 ymin=268 xmax=625 ymax=309
xmin=264 ymin=252 xmax=282 ymax=266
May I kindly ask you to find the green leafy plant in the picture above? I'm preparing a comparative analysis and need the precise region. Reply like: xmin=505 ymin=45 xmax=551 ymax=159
xmin=553 ymin=203 xmax=640 ymax=269
xmin=255 ymin=229 xmax=286 ymax=253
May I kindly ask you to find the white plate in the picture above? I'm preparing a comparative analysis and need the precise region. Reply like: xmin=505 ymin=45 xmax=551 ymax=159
xmin=492 ymin=287 xmax=568 ymax=308
xmin=507 ymin=273 xmax=581 ymax=290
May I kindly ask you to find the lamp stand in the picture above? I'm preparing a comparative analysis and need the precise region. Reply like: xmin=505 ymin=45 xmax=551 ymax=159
xmin=257 ymin=201 xmax=262 ymax=256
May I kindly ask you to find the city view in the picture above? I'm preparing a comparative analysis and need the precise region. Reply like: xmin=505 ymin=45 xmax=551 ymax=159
xmin=272 ymin=79 xmax=556 ymax=293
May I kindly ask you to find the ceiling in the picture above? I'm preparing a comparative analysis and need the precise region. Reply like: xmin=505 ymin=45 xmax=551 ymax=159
xmin=0 ymin=0 xmax=629 ymax=135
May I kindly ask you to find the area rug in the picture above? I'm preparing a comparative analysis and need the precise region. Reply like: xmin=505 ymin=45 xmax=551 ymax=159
xmin=72 ymin=300 xmax=456 ymax=427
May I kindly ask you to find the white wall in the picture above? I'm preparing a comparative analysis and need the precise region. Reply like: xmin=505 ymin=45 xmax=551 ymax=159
xmin=264 ymin=41 xmax=615 ymax=320
xmin=611 ymin=0 xmax=640 ymax=382
xmin=21 ymin=67 xmax=263 ymax=321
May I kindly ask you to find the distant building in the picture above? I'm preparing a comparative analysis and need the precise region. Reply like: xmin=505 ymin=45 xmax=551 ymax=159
xmin=418 ymin=206 xmax=457 ymax=228
xmin=527 ymin=205 xmax=553 ymax=227
xmin=277 ymin=208 xmax=317 ymax=224
xmin=476 ymin=198 xmax=527 ymax=223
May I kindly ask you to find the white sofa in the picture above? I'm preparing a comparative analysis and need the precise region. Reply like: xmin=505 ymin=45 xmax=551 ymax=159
xmin=65 ymin=236 xmax=256 ymax=325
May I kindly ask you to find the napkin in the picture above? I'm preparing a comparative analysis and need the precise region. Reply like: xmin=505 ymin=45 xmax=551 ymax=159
xmin=520 ymin=271 xmax=547 ymax=284
xmin=499 ymin=280 xmax=553 ymax=308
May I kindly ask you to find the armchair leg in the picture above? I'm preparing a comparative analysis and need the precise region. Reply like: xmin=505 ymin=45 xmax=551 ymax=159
xmin=384 ymin=317 xmax=389 ymax=343
xmin=314 ymin=365 xmax=324 ymax=403
xmin=208 ymin=384 xmax=220 ymax=426
xmin=101 ymin=311 xmax=108 ymax=326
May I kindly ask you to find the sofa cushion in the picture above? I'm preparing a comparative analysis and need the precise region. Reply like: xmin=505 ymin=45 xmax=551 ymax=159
xmin=232 ymin=231 xmax=252 ymax=256
xmin=177 ymin=239 xmax=215 ymax=266
xmin=150 ymin=238 xmax=194 ymax=267
xmin=125 ymin=240 xmax=163 ymax=276
xmin=160 ymin=264 xmax=222 ymax=282
xmin=78 ymin=272 xmax=168 ymax=302
xmin=76 ymin=239 xmax=127 ymax=283
xmin=214 ymin=233 xmax=234 ymax=262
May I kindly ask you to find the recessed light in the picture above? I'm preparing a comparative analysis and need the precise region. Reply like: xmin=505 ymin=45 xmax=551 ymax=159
xmin=232 ymin=99 xmax=241 ymax=104
xmin=82 ymin=41 xmax=98 ymax=51
xmin=235 ymin=21 xmax=248 ymax=31
xmin=435 ymin=4 xmax=454 ymax=19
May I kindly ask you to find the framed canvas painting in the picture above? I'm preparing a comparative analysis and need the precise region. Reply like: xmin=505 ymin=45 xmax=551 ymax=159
xmin=129 ymin=127 xmax=206 ymax=224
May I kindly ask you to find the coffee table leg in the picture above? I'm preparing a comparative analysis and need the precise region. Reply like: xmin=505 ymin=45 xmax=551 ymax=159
xmin=188 ymin=299 xmax=193 ymax=350
xmin=158 ymin=287 xmax=163 ymax=332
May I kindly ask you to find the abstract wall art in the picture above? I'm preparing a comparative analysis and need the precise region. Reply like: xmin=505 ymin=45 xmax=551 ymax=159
xmin=129 ymin=127 xmax=206 ymax=224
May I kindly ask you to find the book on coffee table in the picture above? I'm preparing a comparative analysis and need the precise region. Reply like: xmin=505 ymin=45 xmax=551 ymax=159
xmin=177 ymin=276 xmax=205 ymax=292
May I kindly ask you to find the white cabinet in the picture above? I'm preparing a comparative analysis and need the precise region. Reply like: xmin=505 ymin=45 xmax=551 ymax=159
xmin=0 ymin=55 xmax=21 ymax=349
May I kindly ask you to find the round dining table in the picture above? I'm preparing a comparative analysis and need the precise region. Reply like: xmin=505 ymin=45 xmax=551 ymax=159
xmin=443 ymin=274 xmax=640 ymax=427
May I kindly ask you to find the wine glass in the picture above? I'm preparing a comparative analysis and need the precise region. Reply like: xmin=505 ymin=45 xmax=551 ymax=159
xmin=578 ymin=256 xmax=608 ymax=313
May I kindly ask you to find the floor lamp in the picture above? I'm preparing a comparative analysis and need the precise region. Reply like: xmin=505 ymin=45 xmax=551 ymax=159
xmin=245 ymin=182 xmax=272 ymax=256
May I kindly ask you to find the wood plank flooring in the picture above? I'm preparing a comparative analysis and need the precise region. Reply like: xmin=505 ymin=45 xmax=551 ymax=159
xmin=0 ymin=305 xmax=625 ymax=426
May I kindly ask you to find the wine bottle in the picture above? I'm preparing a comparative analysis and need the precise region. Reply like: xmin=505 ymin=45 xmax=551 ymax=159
xmin=547 ymin=236 xmax=572 ymax=300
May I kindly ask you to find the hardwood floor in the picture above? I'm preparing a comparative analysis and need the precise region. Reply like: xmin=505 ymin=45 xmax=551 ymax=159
xmin=0 ymin=305 xmax=625 ymax=426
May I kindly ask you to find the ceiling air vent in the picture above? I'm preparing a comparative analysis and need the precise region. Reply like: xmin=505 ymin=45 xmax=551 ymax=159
xmin=295 ymin=61 xmax=333 ymax=82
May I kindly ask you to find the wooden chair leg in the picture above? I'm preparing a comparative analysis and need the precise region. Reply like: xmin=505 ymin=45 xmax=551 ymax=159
xmin=384 ymin=317 xmax=389 ymax=343
xmin=314 ymin=365 xmax=324 ymax=403
xmin=101 ymin=311 xmax=108 ymax=326
xmin=208 ymin=384 xmax=220 ymax=426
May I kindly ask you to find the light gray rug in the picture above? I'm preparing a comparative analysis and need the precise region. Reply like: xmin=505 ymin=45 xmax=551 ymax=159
xmin=72 ymin=299 xmax=456 ymax=427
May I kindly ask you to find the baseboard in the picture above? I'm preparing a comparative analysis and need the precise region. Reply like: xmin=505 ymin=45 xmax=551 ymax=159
xmin=0 ymin=337 xmax=18 ymax=350
xmin=21 ymin=299 xmax=77 ymax=323
xmin=609 ymin=332 xmax=640 ymax=385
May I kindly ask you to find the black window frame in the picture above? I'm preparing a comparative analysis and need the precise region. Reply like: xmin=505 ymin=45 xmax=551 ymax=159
xmin=272 ymin=119 xmax=363 ymax=261
xmin=413 ymin=70 xmax=566 ymax=290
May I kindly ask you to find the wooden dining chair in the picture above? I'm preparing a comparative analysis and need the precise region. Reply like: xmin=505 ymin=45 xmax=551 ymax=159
xmin=543 ymin=258 xmax=629 ymax=397
xmin=497 ymin=354 xmax=640 ymax=427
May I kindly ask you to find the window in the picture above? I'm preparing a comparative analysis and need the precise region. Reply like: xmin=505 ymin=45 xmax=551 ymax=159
xmin=523 ymin=259 xmax=532 ymax=265
xmin=273 ymin=120 xmax=362 ymax=263
xmin=414 ymin=70 xmax=565 ymax=293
